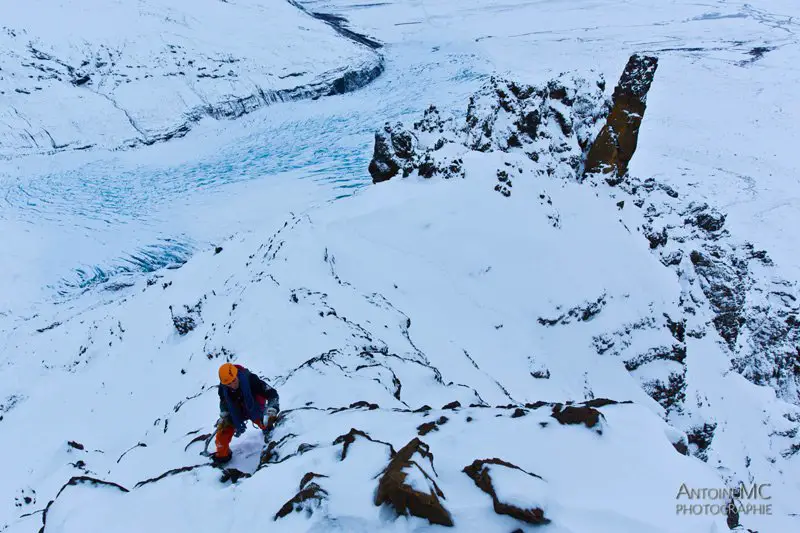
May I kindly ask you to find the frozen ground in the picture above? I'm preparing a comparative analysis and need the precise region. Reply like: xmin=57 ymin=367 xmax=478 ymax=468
xmin=1 ymin=0 xmax=800 ymax=531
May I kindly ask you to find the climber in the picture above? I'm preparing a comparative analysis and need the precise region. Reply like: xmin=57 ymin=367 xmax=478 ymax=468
xmin=210 ymin=362 xmax=280 ymax=464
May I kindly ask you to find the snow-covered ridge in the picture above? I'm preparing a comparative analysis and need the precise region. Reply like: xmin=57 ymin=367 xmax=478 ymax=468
xmin=0 ymin=0 xmax=383 ymax=159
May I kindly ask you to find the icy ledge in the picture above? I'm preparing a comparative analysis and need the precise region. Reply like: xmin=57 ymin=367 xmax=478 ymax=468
xmin=0 ymin=0 xmax=383 ymax=159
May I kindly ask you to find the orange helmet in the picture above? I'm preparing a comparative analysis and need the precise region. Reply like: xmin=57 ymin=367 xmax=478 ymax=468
xmin=219 ymin=363 xmax=238 ymax=385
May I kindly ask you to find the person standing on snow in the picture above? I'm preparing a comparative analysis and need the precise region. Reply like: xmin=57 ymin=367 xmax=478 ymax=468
xmin=211 ymin=362 xmax=280 ymax=464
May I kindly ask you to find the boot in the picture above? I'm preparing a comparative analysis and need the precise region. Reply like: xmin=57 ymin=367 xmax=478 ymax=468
xmin=211 ymin=451 xmax=232 ymax=465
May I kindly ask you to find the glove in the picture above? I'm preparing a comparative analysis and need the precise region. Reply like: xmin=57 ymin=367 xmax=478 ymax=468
xmin=262 ymin=407 xmax=278 ymax=428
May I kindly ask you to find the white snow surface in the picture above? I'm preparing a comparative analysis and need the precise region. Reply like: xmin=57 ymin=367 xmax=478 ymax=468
xmin=1 ymin=0 xmax=800 ymax=532
xmin=0 ymin=0 xmax=381 ymax=158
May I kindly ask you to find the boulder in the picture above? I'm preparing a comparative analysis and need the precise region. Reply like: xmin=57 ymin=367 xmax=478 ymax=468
xmin=374 ymin=438 xmax=453 ymax=526
xmin=463 ymin=458 xmax=550 ymax=525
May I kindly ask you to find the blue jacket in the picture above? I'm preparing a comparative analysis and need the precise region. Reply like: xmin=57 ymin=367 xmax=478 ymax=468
xmin=218 ymin=366 xmax=279 ymax=436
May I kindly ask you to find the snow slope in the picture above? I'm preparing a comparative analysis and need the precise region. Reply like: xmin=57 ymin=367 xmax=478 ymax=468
xmin=2 ymin=0 xmax=800 ymax=532
xmin=2 ymin=72 xmax=799 ymax=532
xmin=0 ymin=0 xmax=382 ymax=158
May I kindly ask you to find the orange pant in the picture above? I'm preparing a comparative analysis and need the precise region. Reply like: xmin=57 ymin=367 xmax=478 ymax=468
xmin=215 ymin=419 xmax=268 ymax=457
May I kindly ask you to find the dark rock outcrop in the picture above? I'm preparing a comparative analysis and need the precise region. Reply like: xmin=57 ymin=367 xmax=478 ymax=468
xmin=374 ymin=438 xmax=453 ymax=526
xmin=672 ymin=438 xmax=690 ymax=456
xmin=169 ymin=301 xmax=203 ymax=336
xmin=463 ymin=458 xmax=550 ymax=525
xmin=686 ymin=422 xmax=717 ymax=461
xmin=218 ymin=468 xmax=251 ymax=484
xmin=368 ymin=123 xmax=419 ymax=183
xmin=274 ymin=472 xmax=329 ymax=520
xmin=683 ymin=202 xmax=726 ymax=233
xmin=582 ymin=398 xmax=628 ymax=408
xmin=367 ymin=73 xmax=609 ymax=186
xmin=463 ymin=76 xmax=607 ymax=167
xmin=550 ymin=404 xmax=604 ymax=430
xmin=538 ymin=293 xmax=607 ymax=326
xmin=643 ymin=372 xmax=687 ymax=414
xmin=690 ymin=247 xmax=747 ymax=350
xmin=417 ymin=421 xmax=438 ymax=436
xmin=333 ymin=428 xmax=396 ymax=460
xmin=417 ymin=416 xmax=449 ymax=435
xmin=416 ymin=150 xmax=465 ymax=181
xmin=348 ymin=400 xmax=380 ymax=410
xmin=593 ymin=314 xmax=689 ymax=415
xmin=531 ymin=368 xmax=551 ymax=379
xmin=584 ymin=54 xmax=658 ymax=185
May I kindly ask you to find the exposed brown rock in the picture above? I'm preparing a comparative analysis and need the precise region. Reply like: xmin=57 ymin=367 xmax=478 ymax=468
xmin=374 ymin=438 xmax=453 ymax=526
xmin=525 ymin=401 xmax=549 ymax=410
xmin=550 ymin=404 xmax=604 ymax=429
xmin=348 ymin=400 xmax=380 ymax=410
xmin=582 ymin=398 xmax=630 ymax=408
xmin=332 ymin=428 xmax=396 ymax=460
xmin=417 ymin=416 xmax=449 ymax=436
xmin=463 ymin=458 xmax=550 ymax=525
xmin=258 ymin=432 xmax=298 ymax=467
xmin=584 ymin=54 xmax=658 ymax=185
xmin=417 ymin=421 xmax=438 ymax=436
xmin=274 ymin=472 xmax=329 ymax=520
